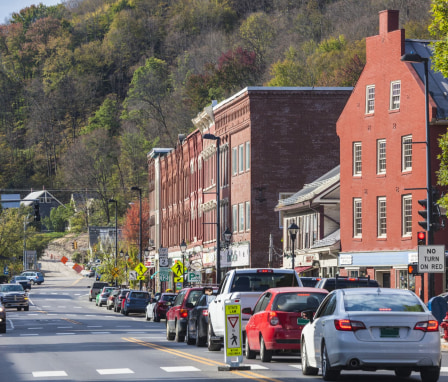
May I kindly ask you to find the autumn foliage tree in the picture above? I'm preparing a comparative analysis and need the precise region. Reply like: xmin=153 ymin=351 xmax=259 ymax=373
xmin=121 ymin=198 xmax=150 ymax=253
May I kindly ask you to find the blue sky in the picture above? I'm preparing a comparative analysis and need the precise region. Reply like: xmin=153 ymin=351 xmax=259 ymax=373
xmin=0 ymin=1 xmax=64 ymax=24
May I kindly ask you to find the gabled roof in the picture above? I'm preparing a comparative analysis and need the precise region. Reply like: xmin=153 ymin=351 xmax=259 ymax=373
xmin=21 ymin=190 xmax=64 ymax=207
xmin=405 ymin=39 xmax=448 ymax=120
xmin=275 ymin=165 xmax=340 ymax=210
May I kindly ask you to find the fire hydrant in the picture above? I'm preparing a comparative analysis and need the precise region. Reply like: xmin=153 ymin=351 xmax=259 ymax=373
xmin=441 ymin=312 xmax=448 ymax=342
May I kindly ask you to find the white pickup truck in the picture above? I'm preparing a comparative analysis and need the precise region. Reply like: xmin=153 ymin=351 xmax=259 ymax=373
xmin=207 ymin=268 xmax=303 ymax=351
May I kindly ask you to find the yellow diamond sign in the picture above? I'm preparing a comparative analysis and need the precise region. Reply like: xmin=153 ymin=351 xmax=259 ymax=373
xmin=135 ymin=262 xmax=147 ymax=276
xmin=171 ymin=261 xmax=184 ymax=277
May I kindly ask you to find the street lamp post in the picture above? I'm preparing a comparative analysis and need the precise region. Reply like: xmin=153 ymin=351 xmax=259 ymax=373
xmin=109 ymin=199 xmax=118 ymax=287
xmin=131 ymin=186 xmax=143 ymax=290
xmin=288 ymin=221 xmax=299 ymax=271
xmin=180 ymin=239 xmax=187 ymax=288
xmin=203 ymin=133 xmax=222 ymax=284
xmin=223 ymin=227 xmax=232 ymax=248
xmin=401 ymin=52 xmax=433 ymax=297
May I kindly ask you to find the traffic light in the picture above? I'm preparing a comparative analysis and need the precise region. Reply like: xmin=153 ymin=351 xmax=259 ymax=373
xmin=417 ymin=198 xmax=428 ymax=230
xmin=71 ymin=242 xmax=75 ymax=249
xmin=74 ymin=241 xmax=77 ymax=249
xmin=33 ymin=201 xmax=40 ymax=221
xmin=431 ymin=189 xmax=444 ymax=232
xmin=408 ymin=263 xmax=419 ymax=275
xmin=417 ymin=231 xmax=426 ymax=246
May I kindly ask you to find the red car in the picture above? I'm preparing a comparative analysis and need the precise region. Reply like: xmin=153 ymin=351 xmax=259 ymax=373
xmin=244 ymin=287 xmax=328 ymax=362
xmin=166 ymin=286 xmax=217 ymax=342
xmin=146 ymin=293 xmax=176 ymax=322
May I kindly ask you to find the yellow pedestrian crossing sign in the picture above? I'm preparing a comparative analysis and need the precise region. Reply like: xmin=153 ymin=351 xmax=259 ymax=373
xmin=137 ymin=275 xmax=145 ymax=281
xmin=171 ymin=261 xmax=184 ymax=277
xmin=135 ymin=263 xmax=147 ymax=275
xmin=111 ymin=267 xmax=119 ymax=278
xmin=174 ymin=276 xmax=184 ymax=283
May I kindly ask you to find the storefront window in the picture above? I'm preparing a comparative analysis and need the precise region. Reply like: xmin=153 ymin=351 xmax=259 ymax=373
xmin=396 ymin=269 xmax=409 ymax=289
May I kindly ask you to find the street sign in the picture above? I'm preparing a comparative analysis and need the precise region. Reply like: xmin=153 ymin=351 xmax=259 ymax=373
xmin=134 ymin=263 xmax=147 ymax=275
xmin=137 ymin=275 xmax=145 ymax=281
xmin=159 ymin=271 xmax=170 ymax=282
xmin=171 ymin=261 xmax=184 ymax=277
xmin=224 ymin=300 xmax=243 ymax=366
xmin=174 ymin=276 xmax=184 ymax=283
xmin=187 ymin=271 xmax=201 ymax=283
xmin=418 ymin=245 xmax=446 ymax=273
xmin=3 ymin=266 xmax=8 ymax=275
xmin=159 ymin=247 xmax=169 ymax=267
xmin=111 ymin=267 xmax=119 ymax=278
xmin=129 ymin=270 xmax=137 ymax=280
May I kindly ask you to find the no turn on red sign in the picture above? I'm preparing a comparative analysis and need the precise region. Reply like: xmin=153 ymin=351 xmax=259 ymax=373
xmin=418 ymin=245 xmax=446 ymax=273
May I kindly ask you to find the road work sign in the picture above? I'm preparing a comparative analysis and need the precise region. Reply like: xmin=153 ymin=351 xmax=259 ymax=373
xmin=224 ymin=300 xmax=243 ymax=366
xmin=418 ymin=245 xmax=446 ymax=273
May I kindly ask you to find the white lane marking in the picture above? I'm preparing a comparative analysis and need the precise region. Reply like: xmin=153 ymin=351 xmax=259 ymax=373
xmin=116 ymin=325 xmax=131 ymax=328
xmin=27 ymin=314 xmax=39 ymax=316
xmin=91 ymin=332 xmax=110 ymax=334
xmin=57 ymin=326 xmax=73 ymax=329
xmin=20 ymin=334 xmax=39 ymax=336
xmin=247 ymin=365 xmax=269 ymax=370
xmin=290 ymin=365 xmax=302 ymax=369
xmin=28 ymin=327 xmax=43 ymax=330
xmin=126 ymin=331 xmax=145 ymax=334
xmin=97 ymin=368 xmax=134 ymax=375
xmin=56 ymin=333 xmax=76 ymax=335
xmin=441 ymin=367 xmax=448 ymax=372
xmin=74 ymin=306 xmax=82 ymax=309
xmin=88 ymin=325 xmax=102 ymax=328
xmin=161 ymin=366 xmax=201 ymax=372
xmin=33 ymin=371 xmax=67 ymax=377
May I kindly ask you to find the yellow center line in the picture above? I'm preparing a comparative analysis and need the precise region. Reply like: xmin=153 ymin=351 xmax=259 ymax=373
xmin=62 ymin=318 xmax=83 ymax=325
xmin=122 ymin=337 xmax=284 ymax=382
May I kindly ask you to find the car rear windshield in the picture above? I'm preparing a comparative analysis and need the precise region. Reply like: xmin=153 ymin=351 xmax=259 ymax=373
xmin=161 ymin=295 xmax=176 ymax=302
xmin=273 ymin=292 xmax=327 ymax=312
xmin=131 ymin=292 xmax=149 ymax=299
xmin=344 ymin=293 xmax=425 ymax=312
xmin=186 ymin=290 xmax=204 ymax=306
xmin=230 ymin=272 xmax=299 ymax=292
xmin=319 ymin=279 xmax=379 ymax=292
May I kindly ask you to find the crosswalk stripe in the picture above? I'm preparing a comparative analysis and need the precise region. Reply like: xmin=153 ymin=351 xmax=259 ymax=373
xmin=97 ymin=368 xmax=134 ymax=375
xmin=161 ymin=366 xmax=201 ymax=372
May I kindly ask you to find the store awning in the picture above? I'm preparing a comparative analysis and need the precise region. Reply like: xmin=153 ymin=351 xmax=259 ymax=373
xmin=294 ymin=266 xmax=313 ymax=274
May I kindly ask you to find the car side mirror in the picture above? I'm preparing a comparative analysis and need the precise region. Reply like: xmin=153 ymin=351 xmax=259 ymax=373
xmin=242 ymin=307 xmax=252 ymax=315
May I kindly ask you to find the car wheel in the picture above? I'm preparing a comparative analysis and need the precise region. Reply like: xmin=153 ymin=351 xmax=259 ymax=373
xmin=166 ymin=321 xmax=175 ymax=341
xmin=207 ymin=321 xmax=221 ymax=351
xmin=17 ymin=307 xmax=21 ymax=311
xmin=420 ymin=366 xmax=440 ymax=382
xmin=114 ymin=305 xmax=117 ymax=312
xmin=196 ymin=323 xmax=206 ymax=347
xmin=146 ymin=310 xmax=151 ymax=321
xmin=124 ymin=308 xmax=129 ymax=316
xmin=154 ymin=310 xmax=160 ymax=322
xmin=186 ymin=323 xmax=195 ymax=345
xmin=394 ymin=368 xmax=412 ymax=378
xmin=89 ymin=297 xmax=92 ymax=302
xmin=99 ymin=302 xmax=102 ymax=307
xmin=30 ymin=280 xmax=35 ymax=285
xmin=0 ymin=324 xmax=5 ymax=333
xmin=24 ymin=306 xmax=29 ymax=312
xmin=301 ymin=340 xmax=318 ymax=375
xmin=175 ymin=321 xmax=185 ymax=342
xmin=260 ymin=336 xmax=272 ymax=362
xmin=321 ymin=342 xmax=340 ymax=381
xmin=245 ymin=335 xmax=256 ymax=359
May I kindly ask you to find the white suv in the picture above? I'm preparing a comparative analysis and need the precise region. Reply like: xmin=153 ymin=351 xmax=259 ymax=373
xmin=21 ymin=271 xmax=44 ymax=285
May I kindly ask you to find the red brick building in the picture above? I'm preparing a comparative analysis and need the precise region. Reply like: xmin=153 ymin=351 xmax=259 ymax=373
xmin=337 ymin=10 xmax=448 ymax=300
xmin=148 ymin=87 xmax=351 ymax=291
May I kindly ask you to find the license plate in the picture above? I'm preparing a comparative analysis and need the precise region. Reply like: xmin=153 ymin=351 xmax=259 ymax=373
xmin=380 ymin=327 xmax=399 ymax=338
xmin=297 ymin=318 xmax=309 ymax=325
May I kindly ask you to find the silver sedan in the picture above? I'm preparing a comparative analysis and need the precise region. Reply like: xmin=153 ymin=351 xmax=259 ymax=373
xmin=300 ymin=288 xmax=441 ymax=382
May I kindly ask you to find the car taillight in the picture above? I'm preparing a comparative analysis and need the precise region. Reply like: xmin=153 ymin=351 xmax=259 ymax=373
xmin=334 ymin=319 xmax=366 ymax=332
xmin=414 ymin=320 xmax=439 ymax=332
xmin=202 ymin=310 xmax=209 ymax=317
xmin=180 ymin=309 xmax=188 ymax=318
xmin=269 ymin=312 xmax=279 ymax=326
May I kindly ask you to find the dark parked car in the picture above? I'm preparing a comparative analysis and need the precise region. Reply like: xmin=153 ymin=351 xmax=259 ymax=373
xmin=315 ymin=275 xmax=379 ymax=292
xmin=114 ymin=289 xmax=130 ymax=313
xmin=186 ymin=289 xmax=216 ymax=346
xmin=299 ymin=277 xmax=321 ymax=288
xmin=0 ymin=283 xmax=29 ymax=311
xmin=88 ymin=281 xmax=109 ymax=301
xmin=146 ymin=293 xmax=176 ymax=322
xmin=122 ymin=290 xmax=151 ymax=316
xmin=10 ymin=276 xmax=31 ymax=290
xmin=166 ymin=286 xmax=217 ymax=342
xmin=0 ymin=301 xmax=5 ymax=332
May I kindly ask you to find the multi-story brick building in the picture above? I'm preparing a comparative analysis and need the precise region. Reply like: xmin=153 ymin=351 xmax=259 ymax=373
xmin=337 ymin=10 xmax=448 ymax=300
xmin=148 ymin=86 xmax=352 ymax=291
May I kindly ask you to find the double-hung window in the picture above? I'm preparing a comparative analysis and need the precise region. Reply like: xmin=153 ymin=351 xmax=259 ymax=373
xmin=402 ymin=135 xmax=412 ymax=172
xmin=353 ymin=198 xmax=362 ymax=237
xmin=377 ymin=197 xmax=387 ymax=237
xmin=390 ymin=81 xmax=401 ymax=110
xmin=402 ymin=195 xmax=412 ymax=236
xmin=232 ymin=147 xmax=237 ymax=176
xmin=366 ymin=85 xmax=375 ymax=114
xmin=353 ymin=142 xmax=362 ymax=176
xmin=239 ymin=144 xmax=244 ymax=173
xmin=377 ymin=139 xmax=386 ymax=174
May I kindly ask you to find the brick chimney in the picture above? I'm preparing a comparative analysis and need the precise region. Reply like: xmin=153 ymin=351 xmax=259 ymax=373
xmin=379 ymin=9 xmax=399 ymax=35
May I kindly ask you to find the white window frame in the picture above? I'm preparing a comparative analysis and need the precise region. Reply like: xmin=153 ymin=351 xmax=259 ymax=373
xmin=245 ymin=202 xmax=250 ymax=231
xmin=366 ymin=85 xmax=375 ymax=114
xmin=232 ymin=147 xmax=237 ymax=176
xmin=353 ymin=142 xmax=362 ymax=176
xmin=232 ymin=204 xmax=238 ymax=232
xmin=377 ymin=197 xmax=387 ymax=237
xmin=239 ymin=203 xmax=245 ymax=232
xmin=402 ymin=135 xmax=412 ymax=172
xmin=390 ymin=80 xmax=401 ymax=110
xmin=377 ymin=139 xmax=386 ymax=174
xmin=353 ymin=198 xmax=362 ymax=238
xmin=245 ymin=142 xmax=250 ymax=171
xmin=402 ymin=194 xmax=412 ymax=236
xmin=238 ymin=144 xmax=244 ymax=173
